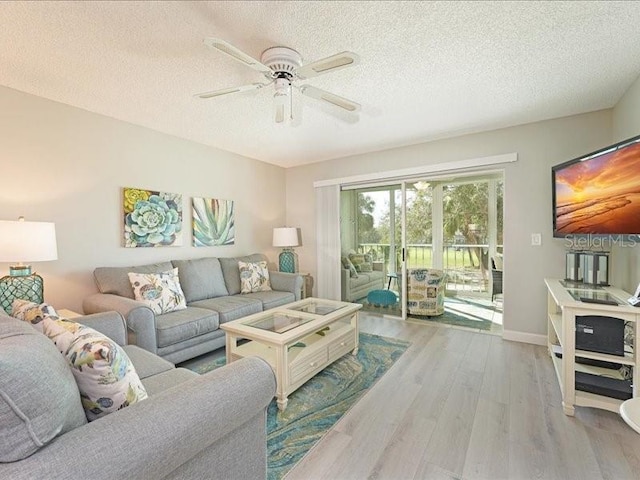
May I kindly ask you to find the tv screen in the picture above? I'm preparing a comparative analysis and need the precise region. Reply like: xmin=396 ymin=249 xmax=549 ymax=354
xmin=552 ymin=134 xmax=640 ymax=237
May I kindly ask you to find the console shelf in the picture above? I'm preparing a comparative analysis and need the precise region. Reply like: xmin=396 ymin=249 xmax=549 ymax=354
xmin=545 ymin=278 xmax=639 ymax=416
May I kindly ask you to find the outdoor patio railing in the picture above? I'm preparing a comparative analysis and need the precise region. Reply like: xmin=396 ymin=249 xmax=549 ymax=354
xmin=357 ymin=242 xmax=503 ymax=294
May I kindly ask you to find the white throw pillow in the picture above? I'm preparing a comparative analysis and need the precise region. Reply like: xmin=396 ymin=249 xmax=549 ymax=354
xmin=238 ymin=260 xmax=272 ymax=294
xmin=128 ymin=268 xmax=187 ymax=314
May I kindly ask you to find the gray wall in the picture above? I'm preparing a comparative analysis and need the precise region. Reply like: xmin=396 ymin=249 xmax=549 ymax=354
xmin=612 ymin=74 xmax=640 ymax=293
xmin=0 ymin=86 xmax=287 ymax=313
xmin=286 ymin=110 xmax=614 ymax=340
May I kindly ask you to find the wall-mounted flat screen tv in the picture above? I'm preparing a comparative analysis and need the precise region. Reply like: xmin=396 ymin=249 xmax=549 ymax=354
xmin=552 ymin=134 xmax=640 ymax=237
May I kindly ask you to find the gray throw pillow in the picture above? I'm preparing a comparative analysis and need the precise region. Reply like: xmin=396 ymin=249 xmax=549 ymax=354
xmin=0 ymin=316 xmax=87 ymax=462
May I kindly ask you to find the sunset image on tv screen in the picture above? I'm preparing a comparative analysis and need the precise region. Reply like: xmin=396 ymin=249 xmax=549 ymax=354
xmin=554 ymin=142 xmax=640 ymax=235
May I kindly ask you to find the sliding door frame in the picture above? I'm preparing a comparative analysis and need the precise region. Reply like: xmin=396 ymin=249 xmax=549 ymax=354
xmin=316 ymin=153 xmax=516 ymax=316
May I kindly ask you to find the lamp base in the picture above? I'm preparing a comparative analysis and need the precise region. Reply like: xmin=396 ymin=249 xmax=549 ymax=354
xmin=279 ymin=249 xmax=298 ymax=273
xmin=0 ymin=273 xmax=44 ymax=314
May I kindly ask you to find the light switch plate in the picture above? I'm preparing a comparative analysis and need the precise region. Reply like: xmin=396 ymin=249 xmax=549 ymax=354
xmin=531 ymin=233 xmax=542 ymax=246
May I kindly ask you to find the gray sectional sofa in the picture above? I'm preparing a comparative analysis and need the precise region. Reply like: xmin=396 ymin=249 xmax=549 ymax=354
xmin=0 ymin=310 xmax=276 ymax=480
xmin=83 ymin=253 xmax=304 ymax=363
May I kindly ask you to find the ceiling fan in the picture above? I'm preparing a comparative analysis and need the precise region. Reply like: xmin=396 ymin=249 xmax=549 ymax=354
xmin=195 ymin=38 xmax=361 ymax=123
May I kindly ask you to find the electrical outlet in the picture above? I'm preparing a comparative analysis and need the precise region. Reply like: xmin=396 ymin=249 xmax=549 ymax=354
xmin=531 ymin=233 xmax=542 ymax=246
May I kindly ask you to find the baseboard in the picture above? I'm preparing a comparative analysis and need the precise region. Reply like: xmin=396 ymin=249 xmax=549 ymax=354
xmin=502 ymin=329 xmax=547 ymax=346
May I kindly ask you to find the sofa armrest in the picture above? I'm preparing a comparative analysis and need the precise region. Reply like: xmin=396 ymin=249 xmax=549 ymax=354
xmin=341 ymin=268 xmax=349 ymax=300
xmin=269 ymin=271 xmax=304 ymax=300
xmin=83 ymin=293 xmax=158 ymax=354
xmin=72 ymin=311 xmax=128 ymax=346
xmin=0 ymin=357 xmax=276 ymax=480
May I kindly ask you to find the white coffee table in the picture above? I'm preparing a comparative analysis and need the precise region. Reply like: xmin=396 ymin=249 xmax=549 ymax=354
xmin=221 ymin=297 xmax=361 ymax=411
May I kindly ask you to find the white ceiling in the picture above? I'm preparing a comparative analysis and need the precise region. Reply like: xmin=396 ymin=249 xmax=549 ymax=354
xmin=1 ymin=1 xmax=640 ymax=168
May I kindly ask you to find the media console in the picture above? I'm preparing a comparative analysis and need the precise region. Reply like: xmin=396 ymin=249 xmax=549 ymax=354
xmin=545 ymin=278 xmax=639 ymax=416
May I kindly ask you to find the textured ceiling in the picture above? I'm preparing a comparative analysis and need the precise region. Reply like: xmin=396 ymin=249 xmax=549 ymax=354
xmin=1 ymin=1 xmax=640 ymax=168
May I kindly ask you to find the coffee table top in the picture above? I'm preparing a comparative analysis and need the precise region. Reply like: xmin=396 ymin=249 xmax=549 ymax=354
xmin=220 ymin=297 xmax=361 ymax=343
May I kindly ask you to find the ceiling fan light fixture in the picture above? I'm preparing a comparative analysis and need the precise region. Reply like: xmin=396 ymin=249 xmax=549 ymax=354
xmin=198 ymin=38 xmax=360 ymax=124
xmin=275 ymin=103 xmax=285 ymax=123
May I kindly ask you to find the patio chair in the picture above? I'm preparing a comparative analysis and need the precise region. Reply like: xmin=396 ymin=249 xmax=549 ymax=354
xmin=406 ymin=269 xmax=446 ymax=316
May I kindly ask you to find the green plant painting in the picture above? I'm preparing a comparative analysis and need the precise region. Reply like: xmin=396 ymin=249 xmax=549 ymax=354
xmin=123 ymin=187 xmax=183 ymax=248
xmin=192 ymin=197 xmax=235 ymax=246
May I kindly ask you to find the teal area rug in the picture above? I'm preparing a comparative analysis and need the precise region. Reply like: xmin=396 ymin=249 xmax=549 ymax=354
xmin=183 ymin=332 xmax=409 ymax=480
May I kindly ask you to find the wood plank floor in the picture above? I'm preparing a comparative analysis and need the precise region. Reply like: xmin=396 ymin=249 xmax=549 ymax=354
xmin=285 ymin=313 xmax=640 ymax=480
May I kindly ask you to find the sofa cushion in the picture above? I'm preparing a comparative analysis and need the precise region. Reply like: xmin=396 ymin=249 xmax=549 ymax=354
xmin=219 ymin=253 xmax=267 ymax=295
xmin=239 ymin=260 xmax=272 ymax=293
xmin=172 ymin=258 xmax=229 ymax=302
xmin=36 ymin=317 xmax=149 ymax=421
xmin=189 ymin=296 xmax=263 ymax=324
xmin=242 ymin=290 xmax=295 ymax=310
xmin=140 ymin=367 xmax=199 ymax=396
xmin=155 ymin=306 xmax=220 ymax=348
xmin=350 ymin=273 xmax=375 ymax=288
xmin=128 ymin=268 xmax=187 ymax=314
xmin=123 ymin=345 xmax=175 ymax=380
xmin=0 ymin=316 xmax=87 ymax=462
xmin=94 ymin=262 xmax=174 ymax=299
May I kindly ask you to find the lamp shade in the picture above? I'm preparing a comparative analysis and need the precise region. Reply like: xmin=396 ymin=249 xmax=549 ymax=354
xmin=0 ymin=220 xmax=58 ymax=263
xmin=273 ymin=227 xmax=299 ymax=248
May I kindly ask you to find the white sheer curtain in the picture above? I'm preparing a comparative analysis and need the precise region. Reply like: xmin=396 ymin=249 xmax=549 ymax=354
xmin=315 ymin=184 xmax=341 ymax=300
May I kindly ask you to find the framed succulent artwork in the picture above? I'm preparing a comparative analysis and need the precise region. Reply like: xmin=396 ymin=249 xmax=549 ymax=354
xmin=123 ymin=187 xmax=183 ymax=247
xmin=192 ymin=197 xmax=235 ymax=246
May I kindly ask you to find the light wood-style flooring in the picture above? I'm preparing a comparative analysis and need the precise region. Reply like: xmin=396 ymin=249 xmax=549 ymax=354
xmin=286 ymin=313 xmax=640 ymax=480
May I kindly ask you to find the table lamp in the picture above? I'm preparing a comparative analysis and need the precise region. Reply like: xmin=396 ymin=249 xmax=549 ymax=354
xmin=0 ymin=217 xmax=58 ymax=313
xmin=273 ymin=227 xmax=299 ymax=273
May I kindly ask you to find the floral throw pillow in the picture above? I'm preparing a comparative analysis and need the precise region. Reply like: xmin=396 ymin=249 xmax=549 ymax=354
xmin=13 ymin=301 xmax=148 ymax=422
xmin=11 ymin=299 xmax=60 ymax=333
xmin=128 ymin=268 xmax=187 ymax=314
xmin=239 ymin=260 xmax=272 ymax=294
xmin=41 ymin=318 xmax=148 ymax=421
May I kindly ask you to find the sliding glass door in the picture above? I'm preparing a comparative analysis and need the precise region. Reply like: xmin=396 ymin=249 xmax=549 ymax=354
xmin=339 ymin=174 xmax=503 ymax=319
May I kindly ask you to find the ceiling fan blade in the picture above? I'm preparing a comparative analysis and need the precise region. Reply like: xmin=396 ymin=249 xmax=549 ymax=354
xmin=194 ymin=82 xmax=268 ymax=99
xmin=203 ymin=38 xmax=271 ymax=75
xmin=295 ymin=52 xmax=359 ymax=80
xmin=299 ymin=85 xmax=361 ymax=112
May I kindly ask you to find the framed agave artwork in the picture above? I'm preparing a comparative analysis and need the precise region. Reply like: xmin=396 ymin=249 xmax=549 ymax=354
xmin=123 ymin=187 xmax=183 ymax=248
xmin=192 ymin=197 xmax=235 ymax=246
